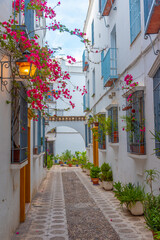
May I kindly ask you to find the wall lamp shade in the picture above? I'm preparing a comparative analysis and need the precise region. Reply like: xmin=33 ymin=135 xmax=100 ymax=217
xmin=15 ymin=55 xmax=37 ymax=79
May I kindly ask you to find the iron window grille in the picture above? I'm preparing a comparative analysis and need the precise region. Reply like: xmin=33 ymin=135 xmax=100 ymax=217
xmin=37 ymin=110 xmax=41 ymax=154
xmin=11 ymin=82 xmax=28 ymax=163
xmin=126 ymin=90 xmax=146 ymax=155
xmin=108 ymin=107 xmax=119 ymax=143
xmin=98 ymin=114 xmax=106 ymax=149
xmin=153 ymin=68 xmax=160 ymax=157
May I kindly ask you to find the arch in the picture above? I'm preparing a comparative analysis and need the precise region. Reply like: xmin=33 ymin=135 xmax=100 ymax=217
xmin=45 ymin=120 xmax=85 ymax=140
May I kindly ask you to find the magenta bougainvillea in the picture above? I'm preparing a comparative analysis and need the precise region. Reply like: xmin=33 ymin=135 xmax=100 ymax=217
xmin=0 ymin=1 xmax=89 ymax=118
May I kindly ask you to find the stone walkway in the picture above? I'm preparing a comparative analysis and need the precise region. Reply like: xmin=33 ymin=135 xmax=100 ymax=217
xmin=12 ymin=166 xmax=153 ymax=240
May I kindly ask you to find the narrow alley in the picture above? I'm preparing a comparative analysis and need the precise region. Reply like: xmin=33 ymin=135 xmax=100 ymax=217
xmin=12 ymin=166 xmax=153 ymax=240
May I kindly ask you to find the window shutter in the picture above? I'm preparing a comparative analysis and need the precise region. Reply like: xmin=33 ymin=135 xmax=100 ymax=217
xmin=91 ymin=20 xmax=94 ymax=45
xmin=129 ymin=0 xmax=141 ymax=43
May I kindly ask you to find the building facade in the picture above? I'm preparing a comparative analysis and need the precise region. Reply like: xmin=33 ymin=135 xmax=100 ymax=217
xmin=45 ymin=59 xmax=86 ymax=155
xmin=0 ymin=1 xmax=47 ymax=239
xmin=83 ymin=0 xmax=160 ymax=193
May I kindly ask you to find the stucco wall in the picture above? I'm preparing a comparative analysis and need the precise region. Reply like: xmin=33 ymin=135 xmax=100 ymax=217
xmin=84 ymin=0 xmax=160 ymax=194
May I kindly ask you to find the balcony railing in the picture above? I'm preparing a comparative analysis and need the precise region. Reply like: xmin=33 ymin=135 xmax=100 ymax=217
xmin=82 ymin=50 xmax=89 ymax=71
xmin=144 ymin=0 xmax=160 ymax=34
xmin=101 ymin=0 xmax=115 ymax=16
xmin=101 ymin=48 xmax=118 ymax=87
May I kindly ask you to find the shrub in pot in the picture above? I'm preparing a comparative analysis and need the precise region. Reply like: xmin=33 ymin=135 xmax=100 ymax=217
xmin=101 ymin=163 xmax=113 ymax=190
xmin=113 ymin=182 xmax=145 ymax=215
xmin=144 ymin=194 xmax=160 ymax=239
xmin=85 ymin=162 xmax=94 ymax=176
xmin=67 ymin=161 xmax=72 ymax=167
xmin=90 ymin=166 xmax=101 ymax=185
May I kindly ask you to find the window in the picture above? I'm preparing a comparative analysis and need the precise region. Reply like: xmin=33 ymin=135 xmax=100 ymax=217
xmin=126 ymin=91 xmax=145 ymax=154
xmin=37 ymin=110 xmax=41 ymax=154
xmin=92 ymin=68 xmax=95 ymax=96
xmin=99 ymin=0 xmax=101 ymax=13
xmin=129 ymin=0 xmax=141 ymax=43
xmin=11 ymin=82 xmax=28 ymax=163
xmin=47 ymin=84 xmax=54 ymax=102
xmin=153 ymin=68 xmax=160 ymax=157
xmin=85 ymin=124 xmax=88 ymax=147
xmin=98 ymin=114 xmax=106 ymax=149
xmin=87 ymin=81 xmax=90 ymax=109
xmin=91 ymin=20 xmax=94 ymax=46
xmin=108 ymin=107 xmax=119 ymax=143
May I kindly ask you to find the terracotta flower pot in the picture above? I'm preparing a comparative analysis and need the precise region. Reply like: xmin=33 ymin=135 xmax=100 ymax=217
xmin=92 ymin=178 xmax=99 ymax=185
xmin=113 ymin=131 xmax=118 ymax=143
xmin=68 ymin=163 xmax=72 ymax=167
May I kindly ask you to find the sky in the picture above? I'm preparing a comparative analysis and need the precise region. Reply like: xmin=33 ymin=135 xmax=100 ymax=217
xmin=46 ymin=0 xmax=89 ymax=61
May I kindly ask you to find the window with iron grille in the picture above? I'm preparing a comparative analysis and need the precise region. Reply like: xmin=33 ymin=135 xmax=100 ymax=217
xmin=129 ymin=0 xmax=141 ymax=43
xmin=126 ymin=91 xmax=146 ymax=154
xmin=92 ymin=68 xmax=95 ymax=96
xmin=98 ymin=114 xmax=106 ymax=149
xmin=153 ymin=68 xmax=160 ymax=157
xmin=108 ymin=107 xmax=119 ymax=143
xmin=91 ymin=20 xmax=94 ymax=46
xmin=11 ymin=82 xmax=28 ymax=163
xmin=85 ymin=124 xmax=88 ymax=147
xmin=33 ymin=120 xmax=36 ymax=154
xmin=37 ymin=110 xmax=41 ymax=154
xmin=43 ymin=117 xmax=45 ymax=152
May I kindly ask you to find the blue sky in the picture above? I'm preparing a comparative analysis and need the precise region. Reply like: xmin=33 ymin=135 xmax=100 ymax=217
xmin=46 ymin=0 xmax=89 ymax=61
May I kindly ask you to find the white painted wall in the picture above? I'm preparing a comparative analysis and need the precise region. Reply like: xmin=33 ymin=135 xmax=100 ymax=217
xmin=46 ymin=60 xmax=86 ymax=155
xmin=84 ymin=0 xmax=160 ymax=194
xmin=55 ymin=126 xmax=85 ymax=155
xmin=0 ymin=1 xmax=46 ymax=239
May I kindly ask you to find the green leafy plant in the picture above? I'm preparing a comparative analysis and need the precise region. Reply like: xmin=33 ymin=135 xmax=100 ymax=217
xmin=100 ymin=163 xmax=113 ymax=181
xmin=90 ymin=166 xmax=101 ymax=178
xmin=113 ymin=182 xmax=145 ymax=207
xmin=145 ymin=169 xmax=160 ymax=196
xmin=144 ymin=194 xmax=160 ymax=237
xmin=150 ymin=130 xmax=160 ymax=157
xmin=85 ymin=162 xmax=94 ymax=170
xmin=47 ymin=154 xmax=53 ymax=169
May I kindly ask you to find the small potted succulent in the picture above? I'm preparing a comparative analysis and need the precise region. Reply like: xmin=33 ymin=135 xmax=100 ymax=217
xmin=90 ymin=166 xmax=101 ymax=185
xmin=101 ymin=163 xmax=113 ymax=190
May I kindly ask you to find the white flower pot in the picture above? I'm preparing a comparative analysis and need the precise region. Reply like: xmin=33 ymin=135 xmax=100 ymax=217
xmin=102 ymin=181 xmax=113 ymax=191
xmin=128 ymin=201 xmax=144 ymax=216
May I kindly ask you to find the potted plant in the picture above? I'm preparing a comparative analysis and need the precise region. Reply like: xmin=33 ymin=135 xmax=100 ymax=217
xmin=113 ymin=182 xmax=145 ymax=215
xmin=101 ymin=163 xmax=113 ymax=190
xmin=85 ymin=162 xmax=94 ymax=176
xmin=67 ymin=161 xmax=72 ymax=167
xmin=144 ymin=194 xmax=160 ymax=239
xmin=90 ymin=166 xmax=101 ymax=185
xmin=53 ymin=154 xmax=59 ymax=164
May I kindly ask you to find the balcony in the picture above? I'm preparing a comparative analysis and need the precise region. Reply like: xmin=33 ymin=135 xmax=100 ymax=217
xmin=101 ymin=0 xmax=115 ymax=16
xmin=144 ymin=0 xmax=160 ymax=34
xmin=82 ymin=50 xmax=89 ymax=71
xmin=101 ymin=48 xmax=118 ymax=87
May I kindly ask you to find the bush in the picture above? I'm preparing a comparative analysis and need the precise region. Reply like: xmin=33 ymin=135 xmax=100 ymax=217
xmin=144 ymin=194 xmax=160 ymax=234
xmin=101 ymin=163 xmax=113 ymax=181
xmin=47 ymin=154 xmax=53 ymax=169
xmin=90 ymin=166 xmax=101 ymax=178
xmin=113 ymin=182 xmax=145 ymax=207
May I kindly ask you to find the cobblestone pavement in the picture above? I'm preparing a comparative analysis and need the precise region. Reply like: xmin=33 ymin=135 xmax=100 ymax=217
xmin=12 ymin=166 xmax=153 ymax=240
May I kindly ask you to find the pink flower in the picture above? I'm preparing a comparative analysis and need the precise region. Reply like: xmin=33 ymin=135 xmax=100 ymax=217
xmin=3 ymin=34 xmax=7 ymax=40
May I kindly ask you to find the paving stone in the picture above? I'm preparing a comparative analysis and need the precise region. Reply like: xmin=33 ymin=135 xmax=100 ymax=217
xmin=50 ymin=230 xmax=66 ymax=234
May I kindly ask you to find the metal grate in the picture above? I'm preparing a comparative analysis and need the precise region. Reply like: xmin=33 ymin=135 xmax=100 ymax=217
xmin=11 ymin=82 xmax=28 ymax=163
xmin=126 ymin=91 xmax=146 ymax=155
xmin=108 ymin=107 xmax=119 ymax=143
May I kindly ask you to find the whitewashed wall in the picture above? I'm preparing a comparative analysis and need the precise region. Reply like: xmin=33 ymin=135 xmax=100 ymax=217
xmin=0 ymin=1 xmax=46 ymax=239
xmin=84 ymin=0 xmax=160 ymax=194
